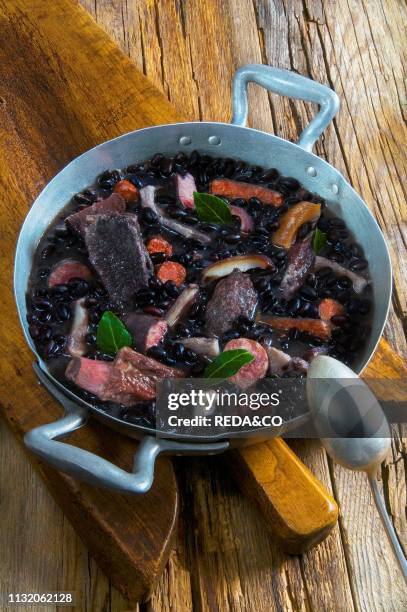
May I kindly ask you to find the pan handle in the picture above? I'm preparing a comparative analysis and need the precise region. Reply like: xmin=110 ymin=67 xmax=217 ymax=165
xmin=25 ymin=364 xmax=229 ymax=494
xmin=231 ymin=64 xmax=339 ymax=153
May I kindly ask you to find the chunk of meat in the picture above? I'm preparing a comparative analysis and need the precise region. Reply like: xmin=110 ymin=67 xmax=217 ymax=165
xmin=263 ymin=344 xmax=308 ymax=376
xmin=156 ymin=261 xmax=186 ymax=286
xmin=279 ymin=235 xmax=315 ymax=299
xmin=205 ymin=270 xmax=257 ymax=336
xmin=66 ymin=357 xmax=113 ymax=398
xmin=67 ymin=298 xmax=89 ymax=357
xmin=124 ymin=313 xmax=168 ymax=352
xmin=147 ymin=236 xmax=173 ymax=256
xmin=263 ymin=345 xmax=292 ymax=375
xmin=114 ymin=179 xmax=139 ymax=202
xmin=85 ymin=212 xmax=153 ymax=312
xmin=210 ymin=179 xmax=283 ymax=206
xmin=66 ymin=347 xmax=182 ymax=405
xmin=176 ymin=173 xmax=197 ymax=208
xmin=272 ymin=202 xmax=321 ymax=249
xmin=48 ymin=259 xmax=92 ymax=287
xmin=314 ymin=256 xmax=368 ymax=294
xmin=256 ymin=315 xmax=333 ymax=341
xmin=229 ymin=205 xmax=254 ymax=234
xmin=223 ymin=338 xmax=268 ymax=390
xmin=66 ymin=193 xmax=126 ymax=237
xmin=179 ymin=337 xmax=220 ymax=358
xmin=165 ymin=284 xmax=199 ymax=328
xmin=318 ymin=298 xmax=345 ymax=321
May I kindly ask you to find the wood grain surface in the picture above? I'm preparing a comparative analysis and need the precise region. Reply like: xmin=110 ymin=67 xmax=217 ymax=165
xmin=1 ymin=0 xmax=406 ymax=610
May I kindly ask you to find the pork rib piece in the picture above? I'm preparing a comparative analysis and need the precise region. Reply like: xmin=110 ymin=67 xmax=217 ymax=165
xmin=205 ymin=270 xmax=257 ymax=337
xmin=66 ymin=347 xmax=183 ymax=405
xmin=279 ymin=235 xmax=314 ymax=300
xmin=66 ymin=193 xmax=126 ymax=237
xmin=48 ymin=259 xmax=92 ymax=287
xmin=85 ymin=212 xmax=153 ymax=312
xmin=176 ymin=173 xmax=196 ymax=208
xmin=124 ymin=313 xmax=168 ymax=352
xmin=67 ymin=298 xmax=89 ymax=357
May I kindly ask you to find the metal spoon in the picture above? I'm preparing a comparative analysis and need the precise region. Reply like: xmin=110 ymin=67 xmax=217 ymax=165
xmin=306 ymin=355 xmax=407 ymax=580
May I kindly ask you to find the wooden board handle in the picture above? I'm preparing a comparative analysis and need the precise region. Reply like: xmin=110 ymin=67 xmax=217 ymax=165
xmin=227 ymin=438 xmax=338 ymax=554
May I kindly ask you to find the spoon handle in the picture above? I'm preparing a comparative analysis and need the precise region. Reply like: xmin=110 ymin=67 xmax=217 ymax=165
xmin=368 ymin=474 xmax=407 ymax=581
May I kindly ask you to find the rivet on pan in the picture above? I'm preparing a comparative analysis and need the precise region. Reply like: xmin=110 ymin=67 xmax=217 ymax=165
xmin=307 ymin=166 xmax=317 ymax=177
xmin=208 ymin=135 xmax=221 ymax=145
xmin=331 ymin=183 xmax=339 ymax=195
xmin=179 ymin=136 xmax=192 ymax=145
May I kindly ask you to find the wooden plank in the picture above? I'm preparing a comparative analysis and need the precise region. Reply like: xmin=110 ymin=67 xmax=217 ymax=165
xmin=81 ymin=1 xmax=406 ymax=609
xmin=0 ymin=0 xmax=182 ymax=604
xmin=0 ymin=419 xmax=131 ymax=612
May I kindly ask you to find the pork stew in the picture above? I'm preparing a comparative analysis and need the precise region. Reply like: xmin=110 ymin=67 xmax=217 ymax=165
xmin=26 ymin=151 xmax=372 ymax=427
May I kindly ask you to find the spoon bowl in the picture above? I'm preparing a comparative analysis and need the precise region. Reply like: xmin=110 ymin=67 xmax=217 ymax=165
xmin=306 ymin=355 xmax=406 ymax=581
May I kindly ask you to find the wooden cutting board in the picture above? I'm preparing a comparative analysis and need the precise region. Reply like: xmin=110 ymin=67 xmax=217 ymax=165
xmin=0 ymin=0 xmax=405 ymax=604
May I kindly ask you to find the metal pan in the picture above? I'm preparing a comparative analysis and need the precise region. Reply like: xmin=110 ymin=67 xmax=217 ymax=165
xmin=14 ymin=65 xmax=392 ymax=493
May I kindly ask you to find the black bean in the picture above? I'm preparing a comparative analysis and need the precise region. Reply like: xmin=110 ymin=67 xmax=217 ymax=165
xmin=53 ymin=334 xmax=66 ymax=346
xmin=29 ymin=324 xmax=41 ymax=339
xmin=147 ymin=345 xmax=168 ymax=361
xmin=184 ymin=348 xmax=198 ymax=363
xmin=329 ymin=252 xmax=345 ymax=263
xmin=55 ymin=303 xmax=70 ymax=321
xmin=97 ymin=169 xmax=121 ymax=190
xmin=33 ymin=298 xmax=52 ymax=311
xmin=70 ymin=280 xmax=89 ymax=298
xmin=159 ymin=158 xmax=173 ymax=177
xmin=266 ymin=220 xmax=280 ymax=232
xmin=349 ymin=243 xmax=363 ymax=257
xmin=253 ymin=226 xmax=269 ymax=236
xmin=183 ymin=213 xmax=198 ymax=226
xmin=150 ymin=252 xmax=166 ymax=265
xmin=259 ymin=168 xmax=280 ymax=182
xmin=224 ymin=233 xmax=241 ymax=244
xmin=164 ymin=280 xmax=180 ymax=298
xmin=172 ymin=342 xmax=186 ymax=359
xmin=306 ymin=273 xmax=317 ymax=288
xmin=248 ymin=197 xmax=262 ymax=211
xmin=86 ymin=333 xmax=97 ymax=345
xmin=231 ymin=198 xmax=246 ymax=207
xmin=39 ymin=326 xmax=52 ymax=342
xmin=142 ymin=206 xmax=162 ymax=225
xmin=276 ymin=176 xmax=300 ymax=192
xmin=349 ymin=258 xmax=368 ymax=271
xmin=38 ymin=268 xmax=50 ymax=278
xmin=287 ymin=297 xmax=302 ymax=314
xmin=38 ymin=310 xmax=52 ymax=323
xmin=135 ymin=288 xmax=155 ymax=306
xmin=41 ymin=245 xmax=55 ymax=259
xmin=272 ymin=303 xmax=286 ymax=316
xmin=337 ymin=277 xmax=352 ymax=289
xmin=44 ymin=340 xmax=61 ymax=358
xmin=221 ymin=329 xmax=240 ymax=343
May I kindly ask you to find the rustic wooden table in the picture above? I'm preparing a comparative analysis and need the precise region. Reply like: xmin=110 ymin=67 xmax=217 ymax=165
xmin=1 ymin=1 xmax=406 ymax=610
